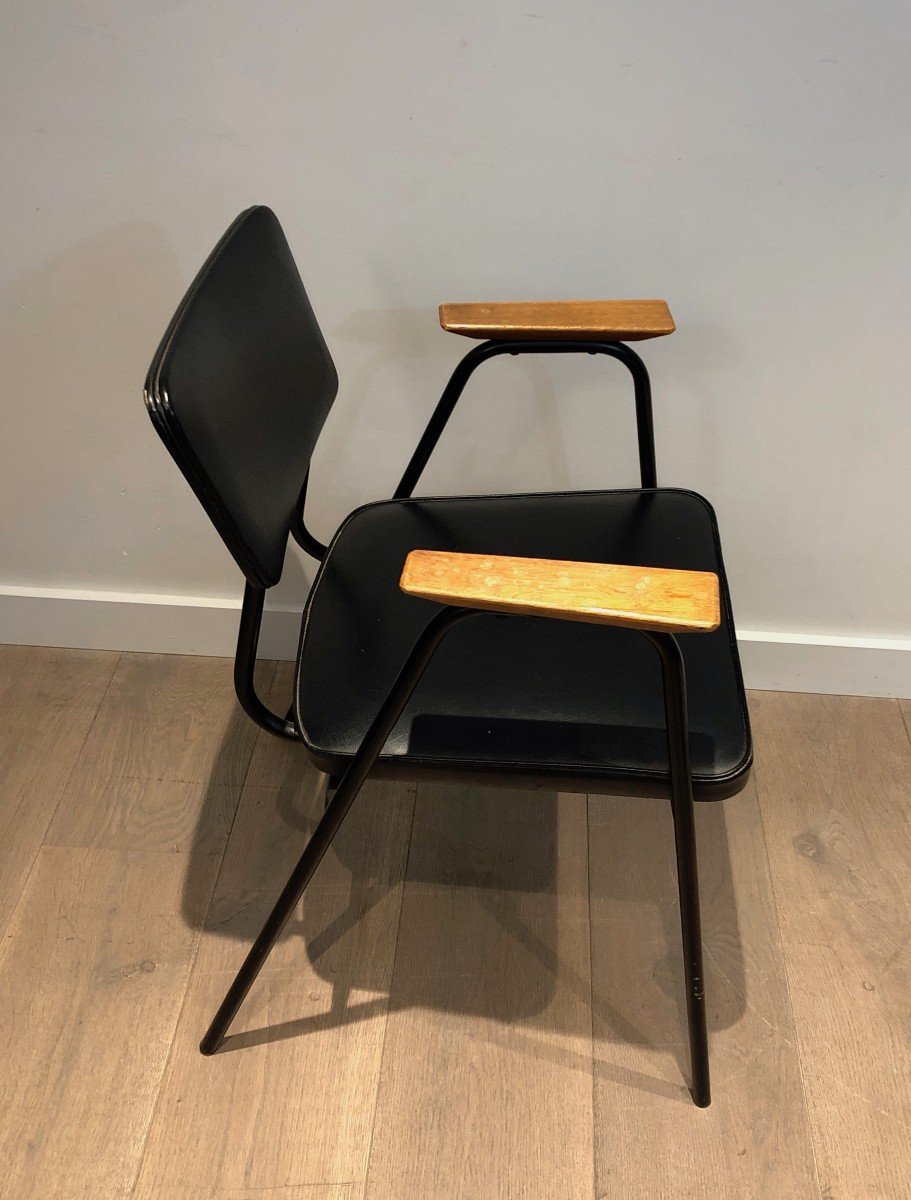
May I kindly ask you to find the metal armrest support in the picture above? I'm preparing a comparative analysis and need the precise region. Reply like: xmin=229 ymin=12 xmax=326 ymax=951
xmin=394 ymin=338 xmax=657 ymax=498
xmin=396 ymin=553 xmax=710 ymax=1102
xmin=207 ymin=589 xmax=709 ymax=1105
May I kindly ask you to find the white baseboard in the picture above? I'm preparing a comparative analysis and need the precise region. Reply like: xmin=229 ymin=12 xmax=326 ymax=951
xmin=1 ymin=584 xmax=910 ymax=698
xmin=0 ymin=584 xmax=302 ymax=662
xmin=736 ymin=629 xmax=911 ymax=698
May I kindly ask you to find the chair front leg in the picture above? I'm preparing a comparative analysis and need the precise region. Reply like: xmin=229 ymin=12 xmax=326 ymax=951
xmin=647 ymin=631 xmax=711 ymax=1108
xmin=323 ymin=773 xmax=342 ymax=809
xmin=200 ymin=605 xmax=476 ymax=1055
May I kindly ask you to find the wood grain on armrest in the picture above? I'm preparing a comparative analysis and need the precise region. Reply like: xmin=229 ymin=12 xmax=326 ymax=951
xmin=400 ymin=550 xmax=720 ymax=634
xmin=438 ymin=299 xmax=675 ymax=342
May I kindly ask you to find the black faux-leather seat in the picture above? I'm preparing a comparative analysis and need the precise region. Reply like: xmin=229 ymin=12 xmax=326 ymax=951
xmin=144 ymin=204 xmax=753 ymax=1108
xmin=297 ymin=488 xmax=750 ymax=797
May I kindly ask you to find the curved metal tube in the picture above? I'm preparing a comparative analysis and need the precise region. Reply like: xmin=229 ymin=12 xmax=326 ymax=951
xmin=289 ymin=469 xmax=328 ymax=560
xmin=234 ymin=583 xmax=299 ymax=740
xmin=394 ymin=338 xmax=657 ymax=499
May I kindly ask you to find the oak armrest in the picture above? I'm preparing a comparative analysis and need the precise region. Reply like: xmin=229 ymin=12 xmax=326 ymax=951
xmin=438 ymin=299 xmax=675 ymax=342
xmin=400 ymin=551 xmax=720 ymax=634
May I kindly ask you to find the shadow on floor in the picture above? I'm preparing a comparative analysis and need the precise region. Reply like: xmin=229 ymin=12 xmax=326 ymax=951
xmin=182 ymin=670 xmax=746 ymax=1099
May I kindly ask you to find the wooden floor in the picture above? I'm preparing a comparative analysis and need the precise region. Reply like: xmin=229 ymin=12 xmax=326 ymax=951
xmin=1 ymin=646 xmax=909 ymax=1199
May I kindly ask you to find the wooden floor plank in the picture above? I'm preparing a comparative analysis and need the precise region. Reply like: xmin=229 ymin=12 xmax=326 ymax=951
xmin=137 ymin=1187 xmax=362 ymax=1199
xmin=2 ymin=649 xmax=909 ymax=1199
xmin=365 ymin=784 xmax=594 ymax=1200
xmin=46 ymin=650 xmax=272 ymax=853
xmin=46 ymin=772 xmax=239 ymax=855
xmin=589 ymin=782 xmax=820 ymax=1198
xmin=0 ymin=644 xmax=118 ymax=936
xmin=0 ymin=648 xmax=277 ymax=1197
xmin=133 ymin=696 xmax=416 ymax=1197
xmin=752 ymin=691 xmax=911 ymax=1199
xmin=0 ymin=844 xmax=220 ymax=1200
xmin=57 ymin=651 xmax=269 ymax=790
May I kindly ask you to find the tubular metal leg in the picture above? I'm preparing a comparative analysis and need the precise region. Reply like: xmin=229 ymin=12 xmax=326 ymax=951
xmin=323 ymin=773 xmax=341 ymax=809
xmin=200 ymin=606 xmax=475 ymax=1055
xmin=234 ymin=583 xmax=299 ymax=741
xmin=647 ymin=631 xmax=711 ymax=1107
xmin=393 ymin=337 xmax=657 ymax=499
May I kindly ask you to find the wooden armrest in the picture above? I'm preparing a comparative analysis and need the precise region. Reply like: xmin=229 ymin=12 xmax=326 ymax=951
xmin=400 ymin=550 xmax=720 ymax=634
xmin=438 ymin=299 xmax=675 ymax=342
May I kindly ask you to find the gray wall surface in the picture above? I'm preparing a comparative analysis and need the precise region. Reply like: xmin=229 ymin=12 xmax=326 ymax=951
xmin=1 ymin=1 xmax=909 ymax=655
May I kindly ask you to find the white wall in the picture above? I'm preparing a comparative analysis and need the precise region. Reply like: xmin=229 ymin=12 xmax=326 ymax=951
xmin=1 ymin=1 xmax=910 ymax=692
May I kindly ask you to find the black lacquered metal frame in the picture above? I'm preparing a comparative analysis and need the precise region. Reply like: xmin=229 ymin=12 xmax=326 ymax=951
xmin=233 ymin=339 xmax=658 ymax=739
xmin=207 ymin=338 xmax=711 ymax=1106
xmin=395 ymin=338 xmax=657 ymax=497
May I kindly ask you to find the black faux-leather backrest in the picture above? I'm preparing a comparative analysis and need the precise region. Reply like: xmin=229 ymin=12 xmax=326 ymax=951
xmin=144 ymin=207 xmax=338 ymax=587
